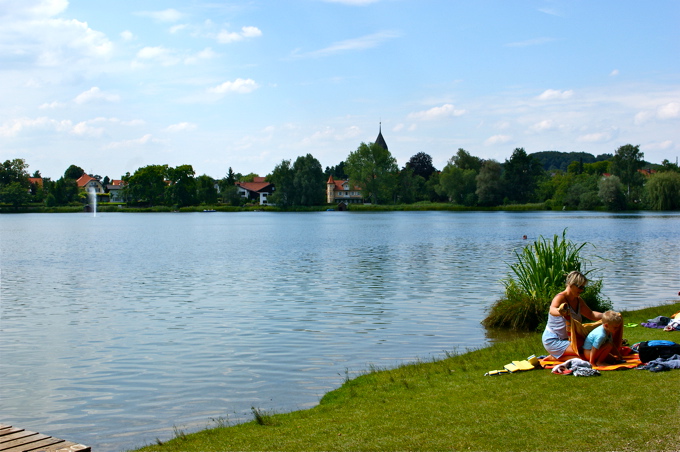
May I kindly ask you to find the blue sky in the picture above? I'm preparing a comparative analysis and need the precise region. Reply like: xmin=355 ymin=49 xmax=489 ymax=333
xmin=1 ymin=0 xmax=679 ymax=180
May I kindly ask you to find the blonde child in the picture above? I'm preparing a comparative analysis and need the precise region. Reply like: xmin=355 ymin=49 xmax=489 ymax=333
xmin=583 ymin=310 xmax=624 ymax=367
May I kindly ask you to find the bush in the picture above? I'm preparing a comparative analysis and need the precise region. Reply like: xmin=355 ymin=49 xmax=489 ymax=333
xmin=483 ymin=230 xmax=610 ymax=331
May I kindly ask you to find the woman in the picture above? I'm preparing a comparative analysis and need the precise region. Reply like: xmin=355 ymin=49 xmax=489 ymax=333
xmin=542 ymin=271 xmax=603 ymax=359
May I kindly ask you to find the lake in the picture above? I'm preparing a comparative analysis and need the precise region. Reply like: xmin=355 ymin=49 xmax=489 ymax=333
xmin=1 ymin=211 xmax=678 ymax=451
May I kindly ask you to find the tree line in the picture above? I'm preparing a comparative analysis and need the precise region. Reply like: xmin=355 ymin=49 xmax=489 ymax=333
xmin=2 ymin=143 xmax=680 ymax=210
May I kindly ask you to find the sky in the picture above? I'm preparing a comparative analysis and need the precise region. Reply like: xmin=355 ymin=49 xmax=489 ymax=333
xmin=1 ymin=0 xmax=679 ymax=181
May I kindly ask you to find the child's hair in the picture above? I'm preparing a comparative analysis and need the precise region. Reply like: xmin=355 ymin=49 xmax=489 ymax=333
xmin=602 ymin=310 xmax=622 ymax=326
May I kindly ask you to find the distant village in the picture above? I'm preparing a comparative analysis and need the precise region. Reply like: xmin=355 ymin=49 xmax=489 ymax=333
xmin=2 ymin=126 xmax=679 ymax=211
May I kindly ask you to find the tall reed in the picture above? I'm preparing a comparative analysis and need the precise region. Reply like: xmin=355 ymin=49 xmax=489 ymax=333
xmin=483 ymin=229 xmax=610 ymax=331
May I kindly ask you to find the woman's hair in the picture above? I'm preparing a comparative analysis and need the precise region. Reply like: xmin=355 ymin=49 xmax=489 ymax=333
xmin=602 ymin=310 xmax=622 ymax=326
xmin=565 ymin=271 xmax=587 ymax=288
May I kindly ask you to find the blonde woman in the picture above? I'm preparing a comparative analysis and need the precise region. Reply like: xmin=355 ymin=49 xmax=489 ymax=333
xmin=542 ymin=271 xmax=604 ymax=359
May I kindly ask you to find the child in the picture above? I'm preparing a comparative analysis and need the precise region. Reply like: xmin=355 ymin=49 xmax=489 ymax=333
xmin=583 ymin=310 xmax=624 ymax=367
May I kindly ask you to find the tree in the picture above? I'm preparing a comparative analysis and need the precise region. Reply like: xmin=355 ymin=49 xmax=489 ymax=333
xmin=396 ymin=167 xmax=425 ymax=204
xmin=345 ymin=141 xmax=398 ymax=204
xmin=475 ymin=160 xmax=503 ymax=206
xmin=438 ymin=162 xmax=477 ymax=205
xmin=405 ymin=152 xmax=436 ymax=180
xmin=598 ymin=175 xmax=626 ymax=211
xmin=610 ymin=144 xmax=644 ymax=200
xmin=165 ymin=164 xmax=196 ymax=207
xmin=0 ymin=158 xmax=30 ymax=187
xmin=502 ymin=148 xmax=544 ymax=204
xmin=267 ymin=160 xmax=295 ymax=207
xmin=0 ymin=181 xmax=31 ymax=208
xmin=452 ymin=148 xmax=482 ymax=172
xmin=292 ymin=154 xmax=325 ymax=206
xmin=64 ymin=164 xmax=85 ymax=180
xmin=52 ymin=177 xmax=79 ymax=205
xmin=644 ymin=172 xmax=680 ymax=210
xmin=124 ymin=164 xmax=168 ymax=206
xmin=324 ymin=161 xmax=348 ymax=180
xmin=196 ymin=174 xmax=218 ymax=205
xmin=269 ymin=154 xmax=325 ymax=207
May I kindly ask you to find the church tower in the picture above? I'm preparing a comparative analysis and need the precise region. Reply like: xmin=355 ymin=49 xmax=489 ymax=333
xmin=375 ymin=122 xmax=388 ymax=151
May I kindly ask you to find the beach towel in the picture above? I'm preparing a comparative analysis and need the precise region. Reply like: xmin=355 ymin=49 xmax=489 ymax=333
xmin=540 ymin=353 xmax=641 ymax=371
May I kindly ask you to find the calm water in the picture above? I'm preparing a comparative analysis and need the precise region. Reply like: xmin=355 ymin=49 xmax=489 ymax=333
xmin=1 ymin=211 xmax=678 ymax=451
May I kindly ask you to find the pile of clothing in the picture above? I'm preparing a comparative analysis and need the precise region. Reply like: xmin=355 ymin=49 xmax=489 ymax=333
xmin=641 ymin=313 xmax=680 ymax=331
xmin=551 ymin=358 xmax=600 ymax=377
xmin=636 ymin=354 xmax=680 ymax=372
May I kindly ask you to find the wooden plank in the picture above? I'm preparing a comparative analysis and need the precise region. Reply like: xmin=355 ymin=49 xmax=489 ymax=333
xmin=0 ymin=433 xmax=52 ymax=451
xmin=0 ymin=431 xmax=39 ymax=444
xmin=0 ymin=425 xmax=89 ymax=452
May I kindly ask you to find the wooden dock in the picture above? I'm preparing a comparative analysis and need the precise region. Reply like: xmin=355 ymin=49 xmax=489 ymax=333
xmin=0 ymin=424 xmax=90 ymax=452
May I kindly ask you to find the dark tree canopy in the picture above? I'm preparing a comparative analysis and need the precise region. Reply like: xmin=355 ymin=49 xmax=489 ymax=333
xmin=405 ymin=152 xmax=436 ymax=180
xmin=64 ymin=164 xmax=85 ymax=180
xmin=502 ymin=148 xmax=545 ymax=204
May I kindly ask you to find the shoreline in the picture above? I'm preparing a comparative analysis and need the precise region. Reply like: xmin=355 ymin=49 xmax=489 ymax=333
xmin=131 ymin=300 xmax=680 ymax=452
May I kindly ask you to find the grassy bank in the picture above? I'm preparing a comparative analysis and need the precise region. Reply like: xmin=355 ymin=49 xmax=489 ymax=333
xmin=134 ymin=301 xmax=680 ymax=452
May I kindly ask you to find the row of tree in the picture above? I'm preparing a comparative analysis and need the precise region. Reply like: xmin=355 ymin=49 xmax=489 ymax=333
xmin=2 ymin=143 xmax=680 ymax=210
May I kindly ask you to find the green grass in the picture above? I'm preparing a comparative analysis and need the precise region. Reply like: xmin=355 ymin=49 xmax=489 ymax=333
xmin=133 ymin=301 xmax=680 ymax=452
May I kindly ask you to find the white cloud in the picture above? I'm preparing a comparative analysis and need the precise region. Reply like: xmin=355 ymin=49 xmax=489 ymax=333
xmin=135 ymin=9 xmax=183 ymax=23
xmin=635 ymin=101 xmax=680 ymax=124
xmin=658 ymin=102 xmax=680 ymax=119
xmin=74 ymin=87 xmax=120 ymax=104
xmin=610 ymin=69 xmax=619 ymax=76
xmin=39 ymin=101 xmax=66 ymax=109
xmin=184 ymin=47 xmax=218 ymax=64
xmin=537 ymin=89 xmax=573 ymax=100
xmin=120 ymin=30 xmax=134 ymax=41
xmin=135 ymin=46 xmax=181 ymax=66
xmin=208 ymin=78 xmax=259 ymax=95
xmin=165 ymin=122 xmax=197 ymax=133
xmin=645 ymin=140 xmax=674 ymax=151
xmin=0 ymin=116 xmax=71 ymax=137
xmin=577 ymin=131 xmax=615 ymax=143
xmin=105 ymin=134 xmax=161 ymax=149
xmin=530 ymin=119 xmax=556 ymax=132
xmin=72 ymin=120 xmax=105 ymax=137
xmin=484 ymin=135 xmax=512 ymax=146
xmin=217 ymin=26 xmax=262 ymax=44
xmin=292 ymin=31 xmax=400 ymax=58
xmin=0 ymin=4 xmax=113 ymax=68
xmin=407 ymin=104 xmax=465 ymax=121
xmin=2 ymin=0 xmax=69 ymax=19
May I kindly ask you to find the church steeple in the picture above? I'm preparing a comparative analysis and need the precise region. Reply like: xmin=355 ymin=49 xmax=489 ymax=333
xmin=375 ymin=122 xmax=388 ymax=151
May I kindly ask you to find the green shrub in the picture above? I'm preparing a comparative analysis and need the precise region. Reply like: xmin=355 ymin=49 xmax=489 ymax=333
xmin=483 ymin=230 xmax=609 ymax=331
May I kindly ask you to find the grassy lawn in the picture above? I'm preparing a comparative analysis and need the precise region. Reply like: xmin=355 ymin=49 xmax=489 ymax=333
xmin=134 ymin=302 xmax=680 ymax=452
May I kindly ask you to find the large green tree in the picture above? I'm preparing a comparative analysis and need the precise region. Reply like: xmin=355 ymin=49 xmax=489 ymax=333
xmin=0 ymin=158 xmax=30 ymax=187
xmin=124 ymin=165 xmax=168 ymax=206
xmin=644 ymin=171 xmax=680 ymax=210
xmin=292 ymin=154 xmax=325 ymax=206
xmin=64 ymin=164 xmax=85 ymax=180
xmin=451 ymin=148 xmax=482 ymax=172
xmin=475 ymin=160 xmax=503 ymax=206
xmin=165 ymin=164 xmax=196 ymax=207
xmin=195 ymin=174 xmax=218 ymax=205
xmin=502 ymin=148 xmax=544 ymax=204
xmin=598 ymin=175 xmax=627 ymax=210
xmin=405 ymin=152 xmax=437 ymax=180
xmin=610 ymin=144 xmax=644 ymax=200
xmin=269 ymin=154 xmax=325 ymax=207
xmin=345 ymin=141 xmax=398 ymax=204
xmin=0 ymin=181 xmax=31 ymax=208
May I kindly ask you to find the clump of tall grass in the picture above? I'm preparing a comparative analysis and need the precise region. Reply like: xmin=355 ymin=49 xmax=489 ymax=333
xmin=483 ymin=230 xmax=611 ymax=331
